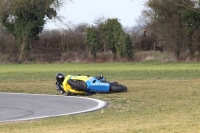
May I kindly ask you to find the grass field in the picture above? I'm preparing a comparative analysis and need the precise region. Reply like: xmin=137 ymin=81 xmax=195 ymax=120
xmin=0 ymin=62 xmax=200 ymax=133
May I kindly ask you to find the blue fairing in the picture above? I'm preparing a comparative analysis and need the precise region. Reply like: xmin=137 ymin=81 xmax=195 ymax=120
xmin=86 ymin=77 xmax=110 ymax=93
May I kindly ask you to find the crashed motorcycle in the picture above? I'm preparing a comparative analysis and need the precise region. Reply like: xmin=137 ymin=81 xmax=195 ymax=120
xmin=55 ymin=73 xmax=127 ymax=95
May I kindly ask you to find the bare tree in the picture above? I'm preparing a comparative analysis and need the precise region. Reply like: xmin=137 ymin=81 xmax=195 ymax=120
xmin=143 ymin=0 xmax=191 ymax=60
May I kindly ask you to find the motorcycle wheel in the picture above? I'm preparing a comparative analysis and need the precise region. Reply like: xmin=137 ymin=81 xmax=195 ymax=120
xmin=110 ymin=83 xmax=127 ymax=92
xmin=67 ymin=79 xmax=87 ymax=91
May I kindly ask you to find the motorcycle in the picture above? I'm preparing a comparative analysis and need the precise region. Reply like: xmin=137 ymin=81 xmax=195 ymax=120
xmin=55 ymin=74 xmax=127 ymax=96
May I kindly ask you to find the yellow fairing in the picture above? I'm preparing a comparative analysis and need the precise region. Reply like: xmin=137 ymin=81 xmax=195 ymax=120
xmin=62 ymin=75 xmax=88 ymax=95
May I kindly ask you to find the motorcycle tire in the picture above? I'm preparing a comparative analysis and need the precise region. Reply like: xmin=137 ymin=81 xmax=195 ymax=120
xmin=67 ymin=79 xmax=86 ymax=91
xmin=110 ymin=84 xmax=127 ymax=92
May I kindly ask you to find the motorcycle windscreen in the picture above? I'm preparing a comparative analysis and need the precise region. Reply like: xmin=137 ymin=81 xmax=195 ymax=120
xmin=86 ymin=77 xmax=110 ymax=92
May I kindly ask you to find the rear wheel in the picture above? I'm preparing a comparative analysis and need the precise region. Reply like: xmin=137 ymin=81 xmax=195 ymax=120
xmin=110 ymin=83 xmax=127 ymax=92
xmin=67 ymin=79 xmax=87 ymax=91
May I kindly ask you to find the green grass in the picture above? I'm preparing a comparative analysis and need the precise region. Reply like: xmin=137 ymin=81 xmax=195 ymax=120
xmin=0 ymin=62 xmax=200 ymax=81
xmin=0 ymin=62 xmax=200 ymax=133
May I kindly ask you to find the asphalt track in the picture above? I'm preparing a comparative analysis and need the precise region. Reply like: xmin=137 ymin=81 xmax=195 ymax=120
xmin=0 ymin=93 xmax=107 ymax=123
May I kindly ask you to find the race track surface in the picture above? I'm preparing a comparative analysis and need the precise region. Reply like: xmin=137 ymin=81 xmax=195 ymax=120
xmin=0 ymin=93 xmax=107 ymax=123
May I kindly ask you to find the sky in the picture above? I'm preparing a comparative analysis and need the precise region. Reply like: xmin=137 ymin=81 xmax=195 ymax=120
xmin=44 ymin=0 xmax=147 ymax=29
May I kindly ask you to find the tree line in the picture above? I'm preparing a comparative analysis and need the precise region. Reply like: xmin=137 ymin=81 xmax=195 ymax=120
xmin=0 ymin=18 xmax=133 ymax=62
xmin=0 ymin=0 xmax=200 ymax=62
